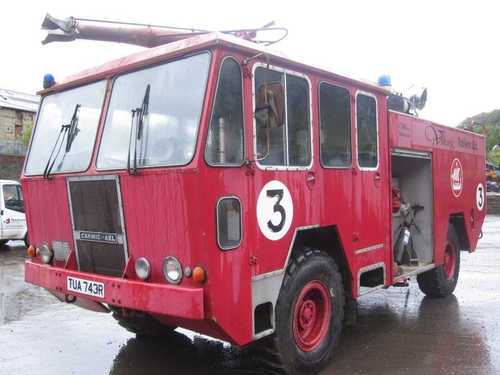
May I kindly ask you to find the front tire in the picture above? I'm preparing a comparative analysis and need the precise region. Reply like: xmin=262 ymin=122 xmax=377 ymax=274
xmin=417 ymin=224 xmax=460 ymax=297
xmin=254 ymin=247 xmax=344 ymax=375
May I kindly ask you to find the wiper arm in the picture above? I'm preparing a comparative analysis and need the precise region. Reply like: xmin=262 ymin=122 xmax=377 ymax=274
xmin=65 ymin=103 xmax=81 ymax=152
xmin=43 ymin=124 xmax=69 ymax=179
xmin=137 ymin=85 xmax=150 ymax=141
xmin=127 ymin=109 xmax=138 ymax=174
xmin=43 ymin=103 xmax=81 ymax=179
xmin=127 ymin=85 xmax=150 ymax=175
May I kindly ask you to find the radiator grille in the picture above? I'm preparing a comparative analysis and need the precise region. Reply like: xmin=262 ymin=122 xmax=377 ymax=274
xmin=68 ymin=176 xmax=126 ymax=277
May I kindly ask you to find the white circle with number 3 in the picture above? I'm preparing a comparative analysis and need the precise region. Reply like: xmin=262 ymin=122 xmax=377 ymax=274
xmin=477 ymin=183 xmax=485 ymax=211
xmin=257 ymin=180 xmax=294 ymax=241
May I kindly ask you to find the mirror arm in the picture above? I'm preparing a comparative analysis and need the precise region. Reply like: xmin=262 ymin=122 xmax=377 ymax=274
xmin=242 ymin=52 xmax=270 ymax=101
xmin=254 ymin=123 xmax=271 ymax=162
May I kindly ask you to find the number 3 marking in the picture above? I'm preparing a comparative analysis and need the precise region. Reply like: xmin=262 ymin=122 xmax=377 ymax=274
xmin=257 ymin=181 xmax=294 ymax=241
xmin=266 ymin=189 xmax=285 ymax=232
xmin=477 ymin=183 xmax=485 ymax=211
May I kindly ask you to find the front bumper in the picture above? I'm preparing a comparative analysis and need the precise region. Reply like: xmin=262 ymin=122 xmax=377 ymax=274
xmin=25 ymin=260 xmax=204 ymax=319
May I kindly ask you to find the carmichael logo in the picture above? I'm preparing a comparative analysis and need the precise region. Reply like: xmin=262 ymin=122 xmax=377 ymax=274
xmin=80 ymin=231 xmax=117 ymax=244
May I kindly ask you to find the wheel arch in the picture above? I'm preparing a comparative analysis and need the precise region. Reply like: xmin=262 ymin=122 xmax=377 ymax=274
xmin=293 ymin=225 xmax=352 ymax=294
xmin=251 ymin=225 xmax=352 ymax=341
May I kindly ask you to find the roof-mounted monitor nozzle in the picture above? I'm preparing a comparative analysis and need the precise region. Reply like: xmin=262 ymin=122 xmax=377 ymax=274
xmin=40 ymin=14 xmax=288 ymax=48
xmin=408 ymin=85 xmax=427 ymax=111
xmin=41 ymin=14 xmax=78 ymax=44
xmin=378 ymin=75 xmax=427 ymax=117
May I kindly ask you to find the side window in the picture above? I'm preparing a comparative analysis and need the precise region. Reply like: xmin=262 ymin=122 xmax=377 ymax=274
xmin=3 ymin=185 xmax=24 ymax=213
xmin=356 ymin=93 xmax=378 ymax=169
xmin=216 ymin=197 xmax=242 ymax=250
xmin=319 ymin=83 xmax=351 ymax=167
xmin=255 ymin=67 xmax=311 ymax=167
xmin=205 ymin=58 xmax=244 ymax=165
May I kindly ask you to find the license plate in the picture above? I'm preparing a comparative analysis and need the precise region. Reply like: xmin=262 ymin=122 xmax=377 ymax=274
xmin=67 ymin=276 xmax=105 ymax=298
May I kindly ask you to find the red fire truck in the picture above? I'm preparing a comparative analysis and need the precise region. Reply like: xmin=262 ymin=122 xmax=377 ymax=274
xmin=24 ymin=14 xmax=486 ymax=374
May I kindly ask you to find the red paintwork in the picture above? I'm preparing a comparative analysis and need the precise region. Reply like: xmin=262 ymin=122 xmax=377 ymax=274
xmin=23 ymin=31 xmax=486 ymax=347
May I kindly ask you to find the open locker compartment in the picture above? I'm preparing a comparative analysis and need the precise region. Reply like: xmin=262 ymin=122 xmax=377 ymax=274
xmin=391 ymin=149 xmax=434 ymax=271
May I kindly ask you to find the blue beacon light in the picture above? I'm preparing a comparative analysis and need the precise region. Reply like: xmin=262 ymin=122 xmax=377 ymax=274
xmin=377 ymin=74 xmax=391 ymax=87
xmin=43 ymin=74 xmax=55 ymax=89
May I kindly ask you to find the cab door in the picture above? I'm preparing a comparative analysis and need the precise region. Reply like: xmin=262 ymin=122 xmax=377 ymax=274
xmin=0 ymin=183 xmax=27 ymax=240
xmin=352 ymin=91 xmax=391 ymax=285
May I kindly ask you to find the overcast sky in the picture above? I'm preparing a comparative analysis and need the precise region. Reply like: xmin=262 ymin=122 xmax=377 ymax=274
xmin=1 ymin=0 xmax=497 ymax=127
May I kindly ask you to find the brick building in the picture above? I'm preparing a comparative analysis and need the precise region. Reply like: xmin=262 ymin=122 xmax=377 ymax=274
xmin=0 ymin=88 xmax=39 ymax=180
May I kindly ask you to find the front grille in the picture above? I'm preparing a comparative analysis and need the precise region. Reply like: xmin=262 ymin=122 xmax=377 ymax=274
xmin=67 ymin=175 xmax=127 ymax=277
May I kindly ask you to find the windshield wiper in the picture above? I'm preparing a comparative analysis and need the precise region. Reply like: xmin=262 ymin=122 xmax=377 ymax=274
xmin=127 ymin=85 xmax=150 ymax=175
xmin=65 ymin=104 xmax=81 ymax=152
xmin=137 ymin=85 xmax=150 ymax=141
xmin=127 ymin=109 xmax=138 ymax=174
xmin=43 ymin=103 xmax=81 ymax=179
xmin=43 ymin=124 xmax=69 ymax=179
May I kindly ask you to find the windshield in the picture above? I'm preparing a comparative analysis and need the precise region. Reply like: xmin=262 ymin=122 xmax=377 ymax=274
xmin=97 ymin=53 xmax=210 ymax=170
xmin=25 ymin=81 xmax=106 ymax=176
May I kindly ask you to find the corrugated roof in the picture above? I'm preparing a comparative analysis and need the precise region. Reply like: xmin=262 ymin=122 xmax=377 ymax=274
xmin=0 ymin=88 xmax=39 ymax=112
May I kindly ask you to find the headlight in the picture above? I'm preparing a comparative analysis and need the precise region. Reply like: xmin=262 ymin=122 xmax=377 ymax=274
xmin=162 ymin=256 xmax=182 ymax=284
xmin=135 ymin=257 xmax=151 ymax=280
xmin=39 ymin=242 xmax=54 ymax=264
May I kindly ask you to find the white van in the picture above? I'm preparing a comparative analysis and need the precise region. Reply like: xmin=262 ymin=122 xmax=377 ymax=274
xmin=0 ymin=180 xmax=28 ymax=246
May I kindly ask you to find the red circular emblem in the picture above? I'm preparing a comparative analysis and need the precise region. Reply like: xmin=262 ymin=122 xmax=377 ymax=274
xmin=450 ymin=158 xmax=463 ymax=197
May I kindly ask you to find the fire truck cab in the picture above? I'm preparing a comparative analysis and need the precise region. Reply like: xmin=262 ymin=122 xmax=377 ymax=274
xmin=24 ymin=14 xmax=486 ymax=375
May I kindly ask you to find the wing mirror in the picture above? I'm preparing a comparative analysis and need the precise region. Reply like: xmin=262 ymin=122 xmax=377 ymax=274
xmin=255 ymin=81 xmax=284 ymax=128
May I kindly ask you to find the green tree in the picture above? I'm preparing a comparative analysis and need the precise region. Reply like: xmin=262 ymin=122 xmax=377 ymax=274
xmin=459 ymin=109 xmax=500 ymax=167
xmin=18 ymin=121 xmax=33 ymax=145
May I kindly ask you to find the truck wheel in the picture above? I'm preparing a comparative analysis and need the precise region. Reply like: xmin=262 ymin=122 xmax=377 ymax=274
xmin=254 ymin=247 xmax=344 ymax=375
xmin=108 ymin=305 xmax=177 ymax=337
xmin=417 ymin=224 xmax=460 ymax=297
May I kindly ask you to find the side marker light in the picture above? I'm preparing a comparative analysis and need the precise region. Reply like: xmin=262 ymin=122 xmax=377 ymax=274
xmin=192 ymin=266 xmax=207 ymax=284
xmin=27 ymin=245 xmax=36 ymax=257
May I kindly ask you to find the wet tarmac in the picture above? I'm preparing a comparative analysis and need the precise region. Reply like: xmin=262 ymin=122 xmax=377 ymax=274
xmin=1 ymin=215 xmax=499 ymax=375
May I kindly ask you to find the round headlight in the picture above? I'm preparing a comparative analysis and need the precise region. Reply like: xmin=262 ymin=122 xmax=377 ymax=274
xmin=163 ymin=256 xmax=182 ymax=284
xmin=39 ymin=242 xmax=54 ymax=264
xmin=135 ymin=257 xmax=151 ymax=280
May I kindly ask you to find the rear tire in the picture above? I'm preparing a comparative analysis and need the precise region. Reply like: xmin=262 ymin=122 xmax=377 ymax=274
xmin=108 ymin=305 xmax=177 ymax=337
xmin=254 ymin=247 xmax=344 ymax=375
xmin=417 ymin=224 xmax=460 ymax=297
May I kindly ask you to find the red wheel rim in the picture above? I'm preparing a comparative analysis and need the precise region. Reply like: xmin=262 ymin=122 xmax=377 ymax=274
xmin=292 ymin=280 xmax=331 ymax=352
xmin=443 ymin=241 xmax=456 ymax=280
